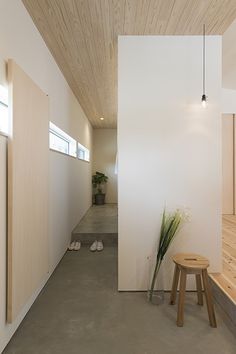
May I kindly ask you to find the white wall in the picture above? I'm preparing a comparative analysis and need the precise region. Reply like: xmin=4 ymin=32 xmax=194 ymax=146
xmin=0 ymin=135 xmax=7 ymax=348
xmin=0 ymin=0 xmax=92 ymax=351
xmin=93 ymin=129 xmax=117 ymax=203
xmin=222 ymin=88 xmax=236 ymax=113
xmin=118 ymin=36 xmax=222 ymax=291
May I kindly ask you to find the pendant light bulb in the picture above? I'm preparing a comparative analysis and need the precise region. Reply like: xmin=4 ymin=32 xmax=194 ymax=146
xmin=201 ymin=24 xmax=207 ymax=108
xmin=201 ymin=94 xmax=207 ymax=108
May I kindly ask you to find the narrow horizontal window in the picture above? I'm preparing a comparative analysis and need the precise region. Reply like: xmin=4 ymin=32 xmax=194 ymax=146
xmin=78 ymin=142 xmax=90 ymax=162
xmin=0 ymin=85 xmax=8 ymax=135
xmin=49 ymin=122 xmax=76 ymax=157
xmin=49 ymin=131 xmax=69 ymax=154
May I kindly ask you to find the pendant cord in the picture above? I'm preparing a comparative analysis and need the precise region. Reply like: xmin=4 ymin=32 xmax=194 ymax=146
xmin=203 ymin=24 xmax=206 ymax=95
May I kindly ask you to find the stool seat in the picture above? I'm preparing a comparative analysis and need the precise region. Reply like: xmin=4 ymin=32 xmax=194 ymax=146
xmin=170 ymin=253 xmax=217 ymax=328
xmin=173 ymin=253 xmax=209 ymax=270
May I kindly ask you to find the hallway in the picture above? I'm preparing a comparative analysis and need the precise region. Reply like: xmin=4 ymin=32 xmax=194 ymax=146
xmin=3 ymin=247 xmax=236 ymax=354
xmin=2 ymin=1 xmax=236 ymax=352
xmin=72 ymin=204 xmax=118 ymax=245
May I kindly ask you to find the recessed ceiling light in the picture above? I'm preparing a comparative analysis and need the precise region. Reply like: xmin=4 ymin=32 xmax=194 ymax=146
xmin=100 ymin=117 xmax=104 ymax=121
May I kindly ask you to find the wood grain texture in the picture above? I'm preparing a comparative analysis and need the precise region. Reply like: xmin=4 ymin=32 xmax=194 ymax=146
xmin=22 ymin=0 xmax=236 ymax=128
xmin=7 ymin=60 xmax=49 ymax=323
xmin=177 ymin=268 xmax=186 ymax=327
xmin=170 ymin=264 xmax=180 ymax=305
xmin=222 ymin=215 xmax=236 ymax=286
xmin=196 ymin=274 xmax=203 ymax=305
xmin=210 ymin=215 xmax=236 ymax=304
xmin=202 ymin=269 xmax=217 ymax=327
xmin=222 ymin=114 xmax=234 ymax=214
xmin=173 ymin=253 xmax=209 ymax=269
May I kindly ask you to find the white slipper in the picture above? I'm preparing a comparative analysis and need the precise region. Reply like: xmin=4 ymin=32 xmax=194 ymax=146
xmin=90 ymin=240 xmax=97 ymax=252
xmin=97 ymin=241 xmax=104 ymax=252
xmin=74 ymin=241 xmax=81 ymax=251
xmin=68 ymin=241 xmax=76 ymax=251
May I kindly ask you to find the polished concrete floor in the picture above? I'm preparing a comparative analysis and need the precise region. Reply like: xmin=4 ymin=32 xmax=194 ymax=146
xmin=73 ymin=204 xmax=118 ymax=234
xmin=4 ymin=247 xmax=236 ymax=354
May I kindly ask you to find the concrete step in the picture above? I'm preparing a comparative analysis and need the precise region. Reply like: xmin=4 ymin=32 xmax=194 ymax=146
xmin=71 ymin=204 xmax=118 ymax=246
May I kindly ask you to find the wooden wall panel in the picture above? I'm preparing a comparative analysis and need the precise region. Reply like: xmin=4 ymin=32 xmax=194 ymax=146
xmin=7 ymin=60 xmax=49 ymax=323
xmin=222 ymin=114 xmax=234 ymax=215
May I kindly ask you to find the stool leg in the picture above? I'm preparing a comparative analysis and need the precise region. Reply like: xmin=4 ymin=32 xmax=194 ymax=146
xmin=177 ymin=269 xmax=187 ymax=327
xmin=170 ymin=265 xmax=180 ymax=305
xmin=195 ymin=274 xmax=203 ymax=306
xmin=202 ymin=269 xmax=217 ymax=328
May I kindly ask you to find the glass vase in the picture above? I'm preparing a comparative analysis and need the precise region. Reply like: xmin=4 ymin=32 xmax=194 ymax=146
xmin=147 ymin=257 xmax=165 ymax=305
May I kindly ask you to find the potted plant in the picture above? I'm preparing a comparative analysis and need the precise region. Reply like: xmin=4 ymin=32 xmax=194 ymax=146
xmin=92 ymin=171 xmax=108 ymax=205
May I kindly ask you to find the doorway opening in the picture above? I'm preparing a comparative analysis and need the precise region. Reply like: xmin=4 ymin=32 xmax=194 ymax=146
xmin=72 ymin=128 xmax=118 ymax=254
xmin=219 ymin=114 xmax=236 ymax=302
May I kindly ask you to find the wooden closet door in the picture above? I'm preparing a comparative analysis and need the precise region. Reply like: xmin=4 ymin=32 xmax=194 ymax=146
xmin=7 ymin=60 xmax=49 ymax=322
xmin=222 ymin=114 xmax=234 ymax=215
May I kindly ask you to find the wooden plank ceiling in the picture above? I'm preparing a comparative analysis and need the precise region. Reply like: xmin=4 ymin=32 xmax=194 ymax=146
xmin=22 ymin=0 xmax=236 ymax=128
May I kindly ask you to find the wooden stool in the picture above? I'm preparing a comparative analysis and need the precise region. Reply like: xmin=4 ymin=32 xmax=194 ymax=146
xmin=170 ymin=253 xmax=217 ymax=328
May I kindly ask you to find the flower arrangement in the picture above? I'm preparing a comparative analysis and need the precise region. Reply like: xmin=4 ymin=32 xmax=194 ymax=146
xmin=148 ymin=208 xmax=189 ymax=302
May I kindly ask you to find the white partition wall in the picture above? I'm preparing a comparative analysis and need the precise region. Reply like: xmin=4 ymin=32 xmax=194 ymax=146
xmin=118 ymin=36 xmax=222 ymax=291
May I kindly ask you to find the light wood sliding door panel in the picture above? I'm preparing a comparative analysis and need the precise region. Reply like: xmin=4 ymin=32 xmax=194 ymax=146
xmin=222 ymin=114 xmax=234 ymax=215
xmin=7 ymin=60 xmax=49 ymax=323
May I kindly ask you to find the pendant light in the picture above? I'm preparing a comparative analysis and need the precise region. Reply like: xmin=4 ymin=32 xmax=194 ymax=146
xmin=201 ymin=24 xmax=207 ymax=107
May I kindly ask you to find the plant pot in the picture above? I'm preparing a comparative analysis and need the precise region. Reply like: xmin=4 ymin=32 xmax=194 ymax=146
xmin=94 ymin=193 xmax=105 ymax=205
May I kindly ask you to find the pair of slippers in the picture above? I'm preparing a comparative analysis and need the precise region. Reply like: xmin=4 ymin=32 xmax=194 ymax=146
xmin=68 ymin=241 xmax=81 ymax=251
xmin=90 ymin=240 xmax=104 ymax=252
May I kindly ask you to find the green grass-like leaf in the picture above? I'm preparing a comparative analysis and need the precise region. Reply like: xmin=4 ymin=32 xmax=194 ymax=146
xmin=149 ymin=209 xmax=186 ymax=302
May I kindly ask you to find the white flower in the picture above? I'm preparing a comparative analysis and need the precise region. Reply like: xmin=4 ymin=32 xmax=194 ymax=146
xmin=176 ymin=207 xmax=191 ymax=222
